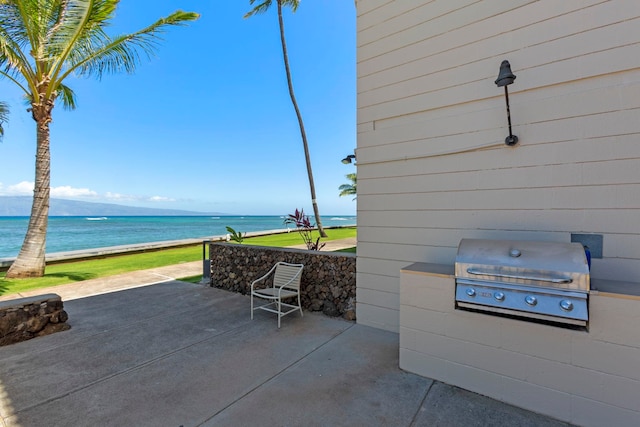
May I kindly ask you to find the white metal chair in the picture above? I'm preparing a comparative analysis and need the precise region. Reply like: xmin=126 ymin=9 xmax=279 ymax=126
xmin=250 ymin=262 xmax=304 ymax=328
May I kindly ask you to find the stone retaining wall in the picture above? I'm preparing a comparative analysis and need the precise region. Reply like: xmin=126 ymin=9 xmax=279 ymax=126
xmin=0 ymin=293 xmax=70 ymax=346
xmin=209 ymin=243 xmax=356 ymax=320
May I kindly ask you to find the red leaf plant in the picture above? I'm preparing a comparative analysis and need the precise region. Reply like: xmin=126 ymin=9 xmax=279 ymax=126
xmin=284 ymin=208 xmax=326 ymax=251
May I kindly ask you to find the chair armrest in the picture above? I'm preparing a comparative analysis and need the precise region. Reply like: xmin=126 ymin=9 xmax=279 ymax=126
xmin=250 ymin=264 xmax=278 ymax=291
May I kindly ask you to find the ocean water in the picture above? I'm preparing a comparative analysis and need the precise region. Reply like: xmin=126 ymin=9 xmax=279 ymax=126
xmin=0 ymin=215 xmax=356 ymax=259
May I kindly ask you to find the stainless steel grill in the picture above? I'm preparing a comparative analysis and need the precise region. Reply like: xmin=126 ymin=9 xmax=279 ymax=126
xmin=455 ymin=239 xmax=590 ymax=327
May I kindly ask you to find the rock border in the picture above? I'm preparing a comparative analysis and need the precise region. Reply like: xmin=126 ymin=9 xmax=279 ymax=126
xmin=0 ymin=293 xmax=70 ymax=346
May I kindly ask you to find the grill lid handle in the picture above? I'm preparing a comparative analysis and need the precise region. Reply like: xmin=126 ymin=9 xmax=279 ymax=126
xmin=466 ymin=267 xmax=573 ymax=284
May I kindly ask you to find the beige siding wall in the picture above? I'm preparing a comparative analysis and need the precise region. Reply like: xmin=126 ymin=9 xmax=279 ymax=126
xmin=356 ymin=0 xmax=640 ymax=331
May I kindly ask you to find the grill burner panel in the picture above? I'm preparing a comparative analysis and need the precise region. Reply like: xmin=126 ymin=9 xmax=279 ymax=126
xmin=454 ymin=239 xmax=590 ymax=327
xmin=456 ymin=280 xmax=588 ymax=326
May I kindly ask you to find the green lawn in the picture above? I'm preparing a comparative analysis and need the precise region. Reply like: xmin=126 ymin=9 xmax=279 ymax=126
xmin=242 ymin=227 xmax=355 ymax=247
xmin=0 ymin=227 xmax=356 ymax=296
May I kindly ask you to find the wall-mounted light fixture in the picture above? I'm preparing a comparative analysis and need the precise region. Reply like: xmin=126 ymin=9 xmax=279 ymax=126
xmin=341 ymin=154 xmax=356 ymax=164
xmin=495 ymin=60 xmax=518 ymax=146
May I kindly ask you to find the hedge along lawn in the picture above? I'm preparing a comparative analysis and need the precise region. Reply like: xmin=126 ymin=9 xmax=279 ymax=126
xmin=0 ymin=227 xmax=356 ymax=296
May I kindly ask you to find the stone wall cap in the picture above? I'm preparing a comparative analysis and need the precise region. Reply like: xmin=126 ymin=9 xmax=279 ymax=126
xmin=0 ymin=293 xmax=62 ymax=310
xmin=211 ymin=242 xmax=356 ymax=258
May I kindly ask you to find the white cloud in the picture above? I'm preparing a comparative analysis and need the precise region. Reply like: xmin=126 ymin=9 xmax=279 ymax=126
xmin=51 ymin=185 xmax=98 ymax=198
xmin=0 ymin=181 xmax=175 ymax=205
xmin=0 ymin=181 xmax=35 ymax=195
xmin=104 ymin=192 xmax=132 ymax=201
xmin=148 ymin=196 xmax=175 ymax=202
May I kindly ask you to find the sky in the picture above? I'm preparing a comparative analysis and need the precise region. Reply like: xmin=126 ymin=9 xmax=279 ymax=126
xmin=0 ymin=1 xmax=356 ymax=216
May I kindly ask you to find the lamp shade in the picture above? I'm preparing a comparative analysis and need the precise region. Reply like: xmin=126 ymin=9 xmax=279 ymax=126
xmin=495 ymin=60 xmax=516 ymax=87
xmin=341 ymin=154 xmax=355 ymax=164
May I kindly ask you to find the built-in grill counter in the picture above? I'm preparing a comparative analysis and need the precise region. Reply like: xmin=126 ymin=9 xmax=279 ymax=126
xmin=454 ymin=239 xmax=590 ymax=328
xmin=399 ymin=240 xmax=640 ymax=426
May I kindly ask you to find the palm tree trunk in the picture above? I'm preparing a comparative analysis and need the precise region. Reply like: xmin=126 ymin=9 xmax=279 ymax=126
xmin=277 ymin=1 xmax=327 ymax=237
xmin=6 ymin=105 xmax=52 ymax=278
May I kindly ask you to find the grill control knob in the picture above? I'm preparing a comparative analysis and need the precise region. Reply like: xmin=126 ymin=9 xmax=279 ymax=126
xmin=525 ymin=295 xmax=537 ymax=306
xmin=560 ymin=300 xmax=574 ymax=312
xmin=466 ymin=288 xmax=476 ymax=297
xmin=494 ymin=292 xmax=505 ymax=302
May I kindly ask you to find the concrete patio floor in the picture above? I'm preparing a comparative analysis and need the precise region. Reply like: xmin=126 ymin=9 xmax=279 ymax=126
xmin=0 ymin=278 xmax=573 ymax=427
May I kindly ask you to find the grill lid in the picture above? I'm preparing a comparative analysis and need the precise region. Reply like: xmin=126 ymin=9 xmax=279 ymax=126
xmin=455 ymin=239 xmax=590 ymax=292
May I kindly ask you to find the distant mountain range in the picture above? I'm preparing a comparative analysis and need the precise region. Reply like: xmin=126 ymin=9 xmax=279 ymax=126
xmin=0 ymin=196 xmax=222 ymax=216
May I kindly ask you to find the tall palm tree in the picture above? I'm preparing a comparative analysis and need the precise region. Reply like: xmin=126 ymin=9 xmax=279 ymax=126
xmin=0 ymin=1 xmax=198 ymax=278
xmin=339 ymin=173 xmax=357 ymax=200
xmin=245 ymin=0 xmax=327 ymax=237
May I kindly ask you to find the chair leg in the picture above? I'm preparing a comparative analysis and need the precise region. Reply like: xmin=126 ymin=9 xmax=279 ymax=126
xmin=277 ymin=299 xmax=281 ymax=328
xmin=251 ymin=294 xmax=254 ymax=320
xmin=298 ymin=293 xmax=303 ymax=317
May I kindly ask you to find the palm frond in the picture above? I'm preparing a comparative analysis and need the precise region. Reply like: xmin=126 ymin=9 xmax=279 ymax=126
xmin=244 ymin=0 xmax=272 ymax=18
xmin=46 ymin=0 xmax=107 ymax=92
xmin=0 ymin=2 xmax=38 ymax=91
xmin=56 ymin=82 xmax=76 ymax=110
xmin=0 ymin=1 xmax=30 ymax=47
xmin=45 ymin=0 xmax=94 ymax=63
xmin=57 ymin=10 xmax=199 ymax=82
xmin=0 ymin=100 xmax=9 ymax=139
xmin=245 ymin=0 xmax=300 ymax=18
xmin=284 ymin=0 xmax=300 ymax=13
xmin=339 ymin=173 xmax=357 ymax=199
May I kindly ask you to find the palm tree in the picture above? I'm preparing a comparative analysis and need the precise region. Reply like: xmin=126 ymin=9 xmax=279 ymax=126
xmin=1 ymin=1 xmax=198 ymax=278
xmin=339 ymin=173 xmax=357 ymax=200
xmin=245 ymin=0 xmax=327 ymax=237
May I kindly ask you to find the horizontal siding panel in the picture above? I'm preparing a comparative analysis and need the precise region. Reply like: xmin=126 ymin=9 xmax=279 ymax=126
xmin=358 ymin=243 xmax=440 ymax=266
xmin=362 ymin=76 xmax=640 ymax=147
xmin=357 ymin=116 xmax=640 ymax=166
xmin=356 ymin=127 xmax=505 ymax=164
xmin=360 ymin=17 xmax=640 ymax=111
xmin=590 ymin=258 xmax=640 ymax=282
xmin=357 ymin=159 xmax=640 ymax=195
xmin=356 ymin=121 xmax=374 ymax=134
xmin=355 ymin=302 xmax=399 ymax=332
xmin=518 ymin=83 xmax=633 ymax=128
xmin=359 ymin=46 xmax=640 ymax=124
xmin=358 ymin=164 xmax=578 ymax=194
xmin=552 ymin=184 xmax=640 ymax=209
xmin=604 ymin=234 xmax=640 ymax=259
xmin=358 ymin=243 xmax=458 ymax=265
xmin=358 ymin=1 xmax=479 ymax=49
xmin=358 ymin=0 xmax=535 ymax=64
xmin=582 ymin=159 xmax=640 ymax=185
xmin=357 ymin=184 xmax=640 ymax=211
xmin=357 ymin=288 xmax=399 ymax=309
xmin=358 ymin=189 xmax=546 ymax=211
xmin=357 ymin=257 xmax=408 ymax=278
xmin=356 ymin=209 xmax=640 ymax=235
xmin=357 ymin=0 xmax=397 ymax=24
xmin=357 ymin=0 xmax=429 ymax=36
xmin=357 ymin=134 xmax=640 ymax=180
xmin=357 ymin=271 xmax=401 ymax=293
xmin=358 ymin=226 xmax=566 ymax=248
xmin=359 ymin=1 xmax=626 ymax=92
